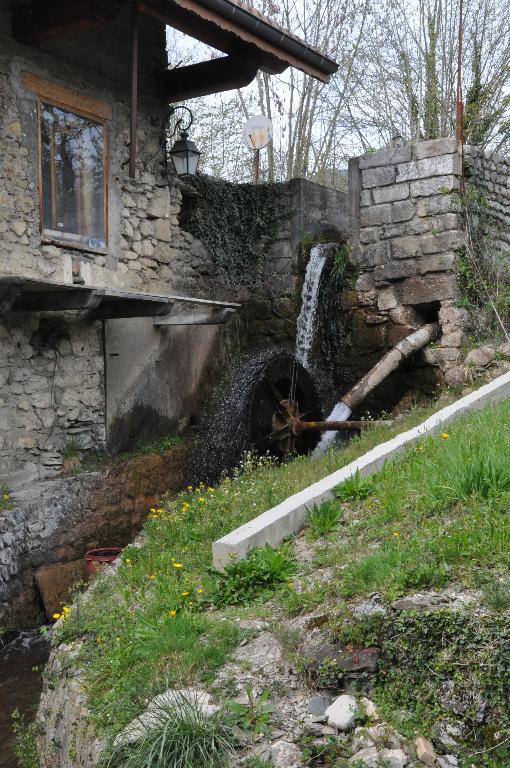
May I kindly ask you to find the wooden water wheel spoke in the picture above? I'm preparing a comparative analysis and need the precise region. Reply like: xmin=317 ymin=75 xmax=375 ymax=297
xmin=260 ymin=375 xmax=287 ymax=417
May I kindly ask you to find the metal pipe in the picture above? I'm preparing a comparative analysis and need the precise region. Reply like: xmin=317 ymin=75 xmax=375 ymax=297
xmin=129 ymin=2 xmax=139 ymax=178
xmin=293 ymin=419 xmax=393 ymax=432
xmin=341 ymin=323 xmax=441 ymax=413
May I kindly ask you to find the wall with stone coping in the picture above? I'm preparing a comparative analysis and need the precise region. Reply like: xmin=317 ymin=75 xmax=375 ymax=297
xmin=349 ymin=138 xmax=470 ymax=387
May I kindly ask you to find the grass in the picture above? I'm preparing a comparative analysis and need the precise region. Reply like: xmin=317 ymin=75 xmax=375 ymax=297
xmin=0 ymin=485 xmax=12 ymax=512
xmin=52 ymin=390 xmax=488 ymax=741
xmin=101 ymin=693 xmax=235 ymax=768
xmin=304 ymin=399 xmax=510 ymax=601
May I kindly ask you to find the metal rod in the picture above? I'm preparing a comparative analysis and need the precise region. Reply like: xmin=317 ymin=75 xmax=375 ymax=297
xmin=129 ymin=2 xmax=139 ymax=178
xmin=254 ymin=148 xmax=260 ymax=184
xmin=455 ymin=0 xmax=464 ymax=146
xmin=294 ymin=419 xmax=394 ymax=432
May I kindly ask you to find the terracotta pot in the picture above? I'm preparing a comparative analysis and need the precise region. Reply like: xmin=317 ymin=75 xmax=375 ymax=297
xmin=84 ymin=547 xmax=122 ymax=577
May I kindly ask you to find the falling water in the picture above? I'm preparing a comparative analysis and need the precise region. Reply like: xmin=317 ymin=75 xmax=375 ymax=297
xmin=312 ymin=400 xmax=352 ymax=456
xmin=295 ymin=243 xmax=331 ymax=369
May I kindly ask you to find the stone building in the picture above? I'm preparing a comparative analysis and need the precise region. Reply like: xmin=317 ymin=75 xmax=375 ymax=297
xmin=0 ymin=0 xmax=338 ymax=488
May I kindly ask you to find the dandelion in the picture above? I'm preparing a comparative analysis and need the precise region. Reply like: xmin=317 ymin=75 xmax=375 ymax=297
xmin=148 ymin=573 xmax=156 ymax=580
xmin=156 ymin=508 xmax=164 ymax=514
xmin=181 ymin=591 xmax=190 ymax=596
xmin=173 ymin=562 xmax=183 ymax=569
xmin=124 ymin=558 xmax=131 ymax=565
xmin=392 ymin=531 xmax=400 ymax=537
xmin=2 ymin=493 xmax=9 ymax=500
xmin=168 ymin=610 xmax=177 ymax=618
xmin=196 ymin=587 xmax=204 ymax=594
xmin=52 ymin=612 xmax=61 ymax=620
xmin=198 ymin=497 xmax=205 ymax=503
xmin=440 ymin=432 xmax=450 ymax=439
xmin=187 ymin=485 xmax=193 ymax=491
xmin=149 ymin=507 xmax=156 ymax=513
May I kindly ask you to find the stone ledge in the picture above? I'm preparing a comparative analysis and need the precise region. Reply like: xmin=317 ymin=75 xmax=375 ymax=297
xmin=212 ymin=372 xmax=510 ymax=568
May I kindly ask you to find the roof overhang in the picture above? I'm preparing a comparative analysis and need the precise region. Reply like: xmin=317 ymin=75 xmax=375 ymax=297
xmin=0 ymin=277 xmax=240 ymax=324
xmin=13 ymin=0 xmax=338 ymax=84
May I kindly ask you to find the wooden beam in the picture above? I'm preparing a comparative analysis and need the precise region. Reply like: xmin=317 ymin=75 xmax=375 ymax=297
xmin=11 ymin=289 xmax=104 ymax=313
xmin=13 ymin=0 xmax=122 ymax=44
xmin=21 ymin=72 xmax=112 ymax=122
xmin=160 ymin=55 xmax=259 ymax=103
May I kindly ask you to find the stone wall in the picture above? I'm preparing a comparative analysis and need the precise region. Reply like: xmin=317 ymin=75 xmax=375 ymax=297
xmin=349 ymin=138 xmax=470 ymax=388
xmin=465 ymin=146 xmax=510 ymax=258
xmin=0 ymin=445 xmax=187 ymax=626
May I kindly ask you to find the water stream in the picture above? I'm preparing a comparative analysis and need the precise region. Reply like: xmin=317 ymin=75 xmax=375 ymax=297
xmin=295 ymin=243 xmax=352 ymax=454
xmin=0 ymin=629 xmax=50 ymax=768
xmin=295 ymin=243 xmax=330 ymax=369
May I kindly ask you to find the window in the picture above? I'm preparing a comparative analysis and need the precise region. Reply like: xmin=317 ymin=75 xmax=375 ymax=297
xmin=40 ymin=103 xmax=107 ymax=252
xmin=21 ymin=72 xmax=112 ymax=254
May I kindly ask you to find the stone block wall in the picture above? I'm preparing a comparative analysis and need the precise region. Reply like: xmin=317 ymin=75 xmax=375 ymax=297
xmin=465 ymin=147 xmax=510 ymax=258
xmin=349 ymin=138 xmax=469 ymax=383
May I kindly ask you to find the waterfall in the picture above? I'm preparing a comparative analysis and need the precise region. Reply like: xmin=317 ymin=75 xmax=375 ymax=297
xmin=312 ymin=400 xmax=352 ymax=456
xmin=295 ymin=243 xmax=330 ymax=369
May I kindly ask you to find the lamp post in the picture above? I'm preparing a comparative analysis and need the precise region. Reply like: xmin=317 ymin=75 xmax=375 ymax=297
xmin=167 ymin=105 xmax=201 ymax=177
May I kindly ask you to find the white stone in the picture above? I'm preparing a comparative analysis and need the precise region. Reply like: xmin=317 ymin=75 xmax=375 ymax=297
xmin=325 ymin=694 xmax=357 ymax=731
xmin=271 ymin=740 xmax=303 ymax=767
xmin=415 ymin=735 xmax=436 ymax=766
xmin=349 ymin=747 xmax=408 ymax=767
xmin=437 ymin=756 xmax=458 ymax=768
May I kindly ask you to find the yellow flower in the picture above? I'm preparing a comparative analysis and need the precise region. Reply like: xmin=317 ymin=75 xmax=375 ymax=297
xmin=2 ymin=493 xmax=9 ymax=500
xmin=149 ymin=507 xmax=156 ymax=513
xmin=52 ymin=613 xmax=61 ymax=620
xmin=124 ymin=558 xmax=131 ymax=565
xmin=196 ymin=588 xmax=204 ymax=594
xmin=156 ymin=508 xmax=164 ymax=514
xmin=168 ymin=610 xmax=177 ymax=618
xmin=173 ymin=562 xmax=183 ymax=569
xmin=148 ymin=573 xmax=156 ymax=580
xmin=181 ymin=591 xmax=190 ymax=596
xmin=207 ymin=487 xmax=214 ymax=493
xmin=198 ymin=497 xmax=205 ymax=503
xmin=187 ymin=485 xmax=193 ymax=491
xmin=392 ymin=531 xmax=400 ymax=537
xmin=440 ymin=432 xmax=450 ymax=439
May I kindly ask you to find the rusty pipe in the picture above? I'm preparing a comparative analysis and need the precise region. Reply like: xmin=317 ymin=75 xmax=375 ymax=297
xmin=293 ymin=419 xmax=393 ymax=432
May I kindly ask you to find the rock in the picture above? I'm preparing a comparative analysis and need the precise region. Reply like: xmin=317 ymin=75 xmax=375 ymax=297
xmin=271 ymin=739 xmax=303 ymax=767
xmin=497 ymin=342 xmax=510 ymax=358
xmin=437 ymin=680 xmax=487 ymax=723
xmin=35 ymin=560 xmax=87 ymax=620
xmin=116 ymin=689 xmax=218 ymax=746
xmin=415 ymin=735 xmax=436 ymax=766
xmin=349 ymin=747 xmax=408 ymax=767
xmin=464 ymin=345 xmax=495 ymax=368
xmin=431 ymin=719 xmax=467 ymax=751
xmin=353 ymin=594 xmax=387 ymax=619
xmin=308 ymin=696 xmax=333 ymax=716
xmin=365 ymin=723 xmax=404 ymax=750
xmin=436 ymin=756 xmax=458 ymax=768
xmin=361 ymin=697 xmax=381 ymax=721
xmin=234 ymin=632 xmax=282 ymax=671
xmin=325 ymin=695 xmax=358 ymax=731
xmin=444 ymin=367 xmax=466 ymax=386
xmin=307 ymin=644 xmax=379 ymax=686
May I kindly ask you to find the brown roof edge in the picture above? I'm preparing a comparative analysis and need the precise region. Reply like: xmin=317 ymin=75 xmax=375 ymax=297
xmin=171 ymin=0 xmax=339 ymax=82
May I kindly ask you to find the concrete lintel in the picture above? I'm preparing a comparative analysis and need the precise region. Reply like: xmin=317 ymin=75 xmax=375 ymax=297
xmin=212 ymin=371 xmax=510 ymax=569
xmin=153 ymin=308 xmax=235 ymax=326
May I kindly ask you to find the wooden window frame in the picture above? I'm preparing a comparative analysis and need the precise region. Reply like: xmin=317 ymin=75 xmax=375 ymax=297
xmin=22 ymin=72 xmax=111 ymax=256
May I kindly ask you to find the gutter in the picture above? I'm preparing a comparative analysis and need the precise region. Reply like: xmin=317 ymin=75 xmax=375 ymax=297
xmin=194 ymin=0 xmax=339 ymax=79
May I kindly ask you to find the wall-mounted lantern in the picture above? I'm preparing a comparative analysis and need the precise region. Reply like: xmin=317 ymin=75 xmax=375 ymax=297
xmin=167 ymin=105 xmax=201 ymax=177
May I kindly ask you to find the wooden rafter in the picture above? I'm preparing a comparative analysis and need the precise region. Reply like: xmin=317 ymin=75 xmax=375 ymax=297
xmin=12 ymin=0 xmax=123 ymax=44
xmin=160 ymin=55 xmax=260 ymax=102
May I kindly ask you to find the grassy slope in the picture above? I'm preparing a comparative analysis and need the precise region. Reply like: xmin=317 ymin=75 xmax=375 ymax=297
xmin=55 ymin=390 xmax=510 ymax=746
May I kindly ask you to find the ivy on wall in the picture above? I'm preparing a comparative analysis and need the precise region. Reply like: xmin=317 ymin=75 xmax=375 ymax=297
xmin=180 ymin=175 xmax=285 ymax=287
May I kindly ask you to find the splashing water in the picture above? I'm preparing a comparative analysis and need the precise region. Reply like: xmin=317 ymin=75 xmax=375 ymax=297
xmin=312 ymin=400 xmax=352 ymax=456
xmin=295 ymin=243 xmax=331 ymax=369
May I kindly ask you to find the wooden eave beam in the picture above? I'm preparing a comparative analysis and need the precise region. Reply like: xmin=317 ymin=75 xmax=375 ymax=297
xmin=140 ymin=0 xmax=289 ymax=76
xmin=160 ymin=55 xmax=259 ymax=102
xmin=12 ymin=0 xmax=122 ymax=44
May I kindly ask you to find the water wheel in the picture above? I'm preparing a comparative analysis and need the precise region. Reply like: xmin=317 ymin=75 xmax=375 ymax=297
xmin=248 ymin=353 xmax=322 ymax=457
xmin=191 ymin=350 xmax=323 ymax=484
